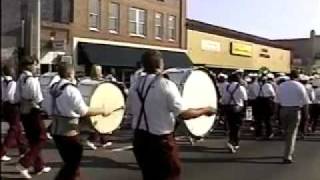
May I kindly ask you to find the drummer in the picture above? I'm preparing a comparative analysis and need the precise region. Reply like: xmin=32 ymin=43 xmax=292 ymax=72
xmin=126 ymin=50 xmax=215 ymax=180
xmin=220 ymin=71 xmax=248 ymax=153
xmin=44 ymin=64 xmax=109 ymax=180
xmin=216 ymin=73 xmax=229 ymax=131
xmin=79 ymin=65 xmax=113 ymax=150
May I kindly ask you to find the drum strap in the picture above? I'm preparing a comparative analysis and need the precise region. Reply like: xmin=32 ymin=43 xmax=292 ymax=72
xmin=135 ymin=75 xmax=160 ymax=132
xmin=18 ymin=73 xmax=33 ymax=101
xmin=50 ymin=81 xmax=76 ymax=117
xmin=50 ymin=81 xmax=76 ymax=134
xmin=258 ymin=83 xmax=265 ymax=97
xmin=227 ymin=83 xmax=240 ymax=105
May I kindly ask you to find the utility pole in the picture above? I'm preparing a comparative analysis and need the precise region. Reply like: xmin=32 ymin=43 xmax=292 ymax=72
xmin=26 ymin=0 xmax=41 ymax=73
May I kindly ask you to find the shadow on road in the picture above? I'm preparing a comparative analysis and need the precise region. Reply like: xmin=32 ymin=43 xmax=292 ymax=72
xmin=182 ymin=156 xmax=284 ymax=164
xmin=180 ymin=145 xmax=230 ymax=154
xmin=46 ymin=155 xmax=139 ymax=171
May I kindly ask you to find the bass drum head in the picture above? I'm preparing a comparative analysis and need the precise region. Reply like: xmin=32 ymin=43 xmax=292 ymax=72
xmin=182 ymin=70 xmax=217 ymax=137
xmin=89 ymin=82 xmax=125 ymax=134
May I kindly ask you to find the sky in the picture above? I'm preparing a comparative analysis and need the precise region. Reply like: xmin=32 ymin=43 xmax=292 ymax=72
xmin=187 ymin=0 xmax=320 ymax=39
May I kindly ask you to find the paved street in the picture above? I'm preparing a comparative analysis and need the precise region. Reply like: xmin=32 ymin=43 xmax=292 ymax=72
xmin=1 ymin=121 xmax=320 ymax=180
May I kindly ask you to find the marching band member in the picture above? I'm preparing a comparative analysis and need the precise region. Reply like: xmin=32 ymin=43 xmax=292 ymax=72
xmin=310 ymin=78 xmax=320 ymax=132
xmin=217 ymin=73 xmax=229 ymax=98
xmin=255 ymin=75 xmax=276 ymax=140
xmin=15 ymin=56 xmax=51 ymax=179
xmin=0 ymin=65 xmax=27 ymax=162
xmin=126 ymin=50 xmax=215 ymax=180
xmin=299 ymin=75 xmax=315 ymax=137
xmin=130 ymin=62 xmax=145 ymax=87
xmin=217 ymin=73 xmax=229 ymax=130
xmin=278 ymin=70 xmax=310 ymax=163
xmin=274 ymin=75 xmax=290 ymax=134
xmin=220 ymin=72 xmax=248 ymax=153
xmin=44 ymin=64 xmax=110 ymax=180
xmin=79 ymin=65 xmax=113 ymax=150
xmin=247 ymin=73 xmax=259 ymax=130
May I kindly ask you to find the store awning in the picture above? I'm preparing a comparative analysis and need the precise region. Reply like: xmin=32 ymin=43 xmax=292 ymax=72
xmin=78 ymin=42 xmax=193 ymax=68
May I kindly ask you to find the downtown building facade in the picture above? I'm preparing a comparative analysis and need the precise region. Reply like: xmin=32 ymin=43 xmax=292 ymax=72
xmin=186 ymin=19 xmax=292 ymax=73
xmin=39 ymin=0 xmax=190 ymax=84
xmin=2 ymin=0 xmax=294 ymax=85
xmin=274 ymin=30 xmax=320 ymax=73
xmin=1 ymin=0 xmax=26 ymax=66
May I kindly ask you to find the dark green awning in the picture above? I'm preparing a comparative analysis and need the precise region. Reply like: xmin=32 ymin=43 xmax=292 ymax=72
xmin=77 ymin=42 xmax=193 ymax=68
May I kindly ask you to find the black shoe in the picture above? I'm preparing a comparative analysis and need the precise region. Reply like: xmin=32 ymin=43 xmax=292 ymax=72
xmin=282 ymin=159 xmax=294 ymax=164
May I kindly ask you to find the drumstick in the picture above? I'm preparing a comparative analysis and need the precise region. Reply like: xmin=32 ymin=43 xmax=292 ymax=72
xmin=101 ymin=106 xmax=125 ymax=117
xmin=111 ymin=106 xmax=125 ymax=113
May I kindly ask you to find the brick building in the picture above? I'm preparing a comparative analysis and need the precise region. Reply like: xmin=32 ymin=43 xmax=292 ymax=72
xmin=40 ymin=0 xmax=191 ymax=83
xmin=1 ymin=0 xmax=25 ymax=65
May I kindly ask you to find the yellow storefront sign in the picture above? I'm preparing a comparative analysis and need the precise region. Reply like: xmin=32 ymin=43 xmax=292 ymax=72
xmin=231 ymin=42 xmax=253 ymax=57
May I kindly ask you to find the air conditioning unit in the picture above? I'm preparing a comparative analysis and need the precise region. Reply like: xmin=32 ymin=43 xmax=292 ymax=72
xmin=61 ymin=55 xmax=73 ymax=64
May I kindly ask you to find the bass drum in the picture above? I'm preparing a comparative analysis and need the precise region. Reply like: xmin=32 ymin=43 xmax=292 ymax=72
xmin=78 ymin=79 xmax=126 ymax=134
xmin=163 ymin=68 xmax=218 ymax=137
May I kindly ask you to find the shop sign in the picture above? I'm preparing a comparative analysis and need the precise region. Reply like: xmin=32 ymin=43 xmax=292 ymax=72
xmin=259 ymin=48 xmax=271 ymax=58
xmin=201 ymin=40 xmax=221 ymax=52
xmin=230 ymin=42 xmax=253 ymax=57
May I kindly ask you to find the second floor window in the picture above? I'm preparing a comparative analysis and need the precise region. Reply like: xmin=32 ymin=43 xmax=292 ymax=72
xmin=89 ymin=0 xmax=101 ymax=30
xmin=168 ymin=15 xmax=177 ymax=41
xmin=129 ymin=8 xmax=146 ymax=36
xmin=41 ymin=0 xmax=73 ymax=23
xmin=155 ymin=12 xmax=164 ymax=39
xmin=108 ymin=2 xmax=120 ymax=33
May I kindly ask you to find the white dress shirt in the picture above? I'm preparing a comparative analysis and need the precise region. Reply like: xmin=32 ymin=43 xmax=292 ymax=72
xmin=278 ymin=80 xmax=309 ymax=107
xmin=313 ymin=87 xmax=320 ymax=104
xmin=130 ymin=68 xmax=145 ymax=87
xmin=305 ymin=84 xmax=315 ymax=104
xmin=221 ymin=82 xmax=248 ymax=107
xmin=126 ymin=74 xmax=186 ymax=135
xmin=247 ymin=81 xmax=259 ymax=100
xmin=48 ymin=74 xmax=61 ymax=88
xmin=258 ymin=83 xmax=276 ymax=98
xmin=1 ymin=76 xmax=16 ymax=104
xmin=15 ymin=71 xmax=43 ymax=107
xmin=43 ymin=79 xmax=89 ymax=118
xmin=217 ymin=82 xmax=229 ymax=99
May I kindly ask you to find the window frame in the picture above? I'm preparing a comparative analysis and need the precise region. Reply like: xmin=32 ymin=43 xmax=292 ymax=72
xmin=129 ymin=7 xmax=147 ymax=37
xmin=168 ymin=15 xmax=177 ymax=41
xmin=154 ymin=12 xmax=164 ymax=40
xmin=88 ymin=0 xmax=101 ymax=31
xmin=108 ymin=2 xmax=120 ymax=34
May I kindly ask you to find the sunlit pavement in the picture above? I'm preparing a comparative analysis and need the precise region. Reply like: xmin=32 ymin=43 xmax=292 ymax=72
xmin=1 ymin=121 xmax=320 ymax=180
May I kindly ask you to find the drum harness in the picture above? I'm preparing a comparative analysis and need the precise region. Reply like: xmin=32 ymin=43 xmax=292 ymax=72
xmin=50 ymin=80 xmax=77 ymax=134
xmin=135 ymin=74 xmax=160 ymax=133
xmin=257 ymin=82 xmax=274 ymax=100
xmin=226 ymin=83 xmax=240 ymax=106
xmin=17 ymin=72 xmax=42 ymax=112
xmin=226 ymin=83 xmax=244 ymax=113
xmin=2 ymin=78 xmax=13 ymax=104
